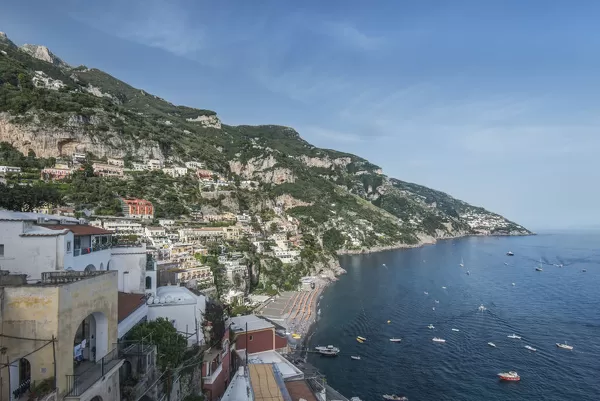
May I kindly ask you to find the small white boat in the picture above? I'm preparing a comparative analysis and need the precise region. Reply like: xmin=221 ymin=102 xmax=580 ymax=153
xmin=451 ymin=328 xmax=460 ymax=332
xmin=459 ymin=257 xmax=464 ymax=267
xmin=432 ymin=307 xmax=435 ymax=311
xmin=504 ymin=262 xmax=509 ymax=266
xmin=488 ymin=342 xmax=496 ymax=347
xmin=432 ymin=337 xmax=446 ymax=343
xmin=424 ymin=291 xmax=429 ymax=295
xmin=512 ymin=283 xmax=516 ymax=286
xmin=434 ymin=300 xmax=440 ymax=304
xmin=351 ymin=355 xmax=361 ymax=360
xmin=382 ymin=395 xmax=408 ymax=401
xmin=524 ymin=345 xmax=537 ymax=352
xmin=428 ymin=324 xmax=435 ymax=329
xmin=556 ymin=342 xmax=573 ymax=350
xmin=382 ymin=264 xmax=386 ymax=267
xmin=478 ymin=304 xmax=487 ymax=312
xmin=498 ymin=371 xmax=520 ymax=381
xmin=357 ymin=336 xmax=367 ymax=341
xmin=442 ymin=286 xmax=447 ymax=289
xmin=389 ymin=338 xmax=402 ymax=342
xmin=506 ymin=251 xmax=514 ymax=256
xmin=507 ymin=334 xmax=522 ymax=339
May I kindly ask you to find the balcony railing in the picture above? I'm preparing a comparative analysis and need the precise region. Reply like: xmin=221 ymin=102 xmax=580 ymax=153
xmin=66 ymin=348 xmax=121 ymax=397
xmin=74 ymin=243 xmax=112 ymax=257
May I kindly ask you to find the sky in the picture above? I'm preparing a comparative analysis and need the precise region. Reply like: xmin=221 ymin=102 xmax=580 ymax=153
xmin=1 ymin=0 xmax=599 ymax=230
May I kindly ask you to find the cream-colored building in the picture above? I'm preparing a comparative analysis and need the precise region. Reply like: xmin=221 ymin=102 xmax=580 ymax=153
xmin=0 ymin=270 xmax=122 ymax=401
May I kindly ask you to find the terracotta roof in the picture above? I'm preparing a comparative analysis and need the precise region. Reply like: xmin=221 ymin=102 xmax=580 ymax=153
xmin=118 ymin=292 xmax=147 ymax=322
xmin=45 ymin=224 xmax=114 ymax=235
xmin=285 ymin=380 xmax=318 ymax=401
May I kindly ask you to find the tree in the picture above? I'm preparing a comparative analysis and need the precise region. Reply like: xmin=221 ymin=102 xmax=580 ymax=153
xmin=269 ymin=222 xmax=279 ymax=234
xmin=233 ymin=273 xmax=242 ymax=288
xmin=0 ymin=182 xmax=62 ymax=211
xmin=127 ymin=318 xmax=187 ymax=372
xmin=203 ymin=301 xmax=226 ymax=348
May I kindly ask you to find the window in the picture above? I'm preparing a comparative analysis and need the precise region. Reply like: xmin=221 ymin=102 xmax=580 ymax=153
xmin=249 ymin=335 xmax=254 ymax=341
xmin=0 ymin=244 xmax=4 ymax=256
xmin=66 ymin=241 xmax=72 ymax=253
xmin=145 ymin=276 xmax=152 ymax=290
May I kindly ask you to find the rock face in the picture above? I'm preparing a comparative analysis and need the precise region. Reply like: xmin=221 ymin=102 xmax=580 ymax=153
xmin=0 ymin=113 xmax=163 ymax=159
xmin=186 ymin=115 xmax=222 ymax=129
xmin=229 ymin=156 xmax=295 ymax=184
xmin=20 ymin=44 xmax=70 ymax=69
xmin=299 ymin=155 xmax=352 ymax=169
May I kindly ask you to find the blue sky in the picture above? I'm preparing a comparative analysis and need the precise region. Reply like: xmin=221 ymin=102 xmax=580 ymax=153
xmin=2 ymin=0 xmax=599 ymax=230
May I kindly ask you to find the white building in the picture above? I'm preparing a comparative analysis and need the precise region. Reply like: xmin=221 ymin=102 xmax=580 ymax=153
xmin=146 ymin=159 xmax=163 ymax=170
xmin=162 ymin=167 xmax=188 ymax=178
xmin=224 ymin=260 xmax=247 ymax=281
xmin=145 ymin=226 xmax=166 ymax=238
xmin=101 ymin=220 xmax=145 ymax=236
xmin=131 ymin=162 xmax=146 ymax=171
xmin=158 ymin=219 xmax=176 ymax=227
xmin=185 ymin=161 xmax=205 ymax=170
xmin=273 ymin=248 xmax=301 ymax=264
xmin=147 ymin=286 xmax=206 ymax=346
xmin=0 ymin=166 xmax=21 ymax=174
xmin=107 ymin=158 xmax=124 ymax=166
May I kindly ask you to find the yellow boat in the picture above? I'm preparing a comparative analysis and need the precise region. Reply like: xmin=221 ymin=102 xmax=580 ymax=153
xmin=292 ymin=334 xmax=301 ymax=339
xmin=356 ymin=338 xmax=364 ymax=343
xmin=357 ymin=336 xmax=367 ymax=341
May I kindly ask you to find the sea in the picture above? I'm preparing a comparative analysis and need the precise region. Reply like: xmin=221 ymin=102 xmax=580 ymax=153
xmin=307 ymin=232 xmax=600 ymax=401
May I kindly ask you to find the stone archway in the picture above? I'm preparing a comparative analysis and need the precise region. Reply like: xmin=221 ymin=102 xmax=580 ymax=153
xmin=84 ymin=264 xmax=96 ymax=272
xmin=73 ymin=312 xmax=109 ymax=366
xmin=90 ymin=396 xmax=103 ymax=401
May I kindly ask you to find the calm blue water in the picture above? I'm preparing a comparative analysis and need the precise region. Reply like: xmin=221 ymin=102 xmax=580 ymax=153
xmin=308 ymin=233 xmax=600 ymax=401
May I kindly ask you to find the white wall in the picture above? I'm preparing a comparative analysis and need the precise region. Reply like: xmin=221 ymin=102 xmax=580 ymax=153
xmin=147 ymin=287 xmax=206 ymax=346
xmin=0 ymin=221 xmax=75 ymax=279
xmin=109 ymin=246 xmax=147 ymax=293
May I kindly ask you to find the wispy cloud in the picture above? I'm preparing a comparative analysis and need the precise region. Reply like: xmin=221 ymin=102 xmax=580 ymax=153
xmin=319 ymin=21 xmax=385 ymax=51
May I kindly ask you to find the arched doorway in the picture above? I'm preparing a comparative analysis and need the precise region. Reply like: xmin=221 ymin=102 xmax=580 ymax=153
xmin=145 ymin=276 xmax=152 ymax=290
xmin=90 ymin=396 xmax=103 ymax=401
xmin=99 ymin=262 xmax=104 ymax=270
xmin=84 ymin=264 xmax=96 ymax=272
xmin=12 ymin=358 xmax=31 ymax=399
xmin=107 ymin=260 xmax=113 ymax=270
xmin=73 ymin=312 xmax=109 ymax=370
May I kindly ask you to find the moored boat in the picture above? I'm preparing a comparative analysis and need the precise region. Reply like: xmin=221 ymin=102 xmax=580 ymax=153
xmin=357 ymin=336 xmax=367 ymax=341
xmin=451 ymin=328 xmax=460 ymax=332
xmin=556 ymin=342 xmax=573 ymax=350
xmin=524 ymin=345 xmax=537 ymax=352
xmin=488 ymin=342 xmax=496 ymax=347
xmin=507 ymin=334 xmax=522 ymax=339
xmin=427 ymin=324 xmax=435 ymax=329
xmin=506 ymin=251 xmax=514 ymax=256
xmin=432 ymin=337 xmax=446 ymax=343
xmin=356 ymin=338 xmax=364 ymax=344
xmin=389 ymin=338 xmax=402 ymax=342
xmin=382 ymin=395 xmax=408 ymax=401
xmin=351 ymin=355 xmax=361 ymax=360
xmin=498 ymin=371 xmax=520 ymax=381
xmin=315 ymin=345 xmax=340 ymax=356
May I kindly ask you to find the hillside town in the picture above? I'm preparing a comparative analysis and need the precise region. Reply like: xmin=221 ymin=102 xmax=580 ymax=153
xmin=0 ymin=154 xmax=355 ymax=401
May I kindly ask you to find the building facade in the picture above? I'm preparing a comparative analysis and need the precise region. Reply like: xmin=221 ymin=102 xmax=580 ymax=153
xmin=120 ymin=198 xmax=154 ymax=219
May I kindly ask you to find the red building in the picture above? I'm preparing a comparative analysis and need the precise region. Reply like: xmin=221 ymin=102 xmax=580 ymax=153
xmin=120 ymin=198 xmax=154 ymax=219
xmin=230 ymin=315 xmax=288 ymax=354
xmin=202 ymin=328 xmax=232 ymax=401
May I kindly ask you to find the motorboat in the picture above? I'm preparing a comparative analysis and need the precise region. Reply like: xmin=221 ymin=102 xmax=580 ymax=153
xmin=524 ymin=345 xmax=537 ymax=352
xmin=428 ymin=324 xmax=435 ymax=329
xmin=315 ymin=345 xmax=340 ymax=356
xmin=351 ymin=355 xmax=361 ymax=360
xmin=356 ymin=338 xmax=364 ymax=344
xmin=387 ymin=320 xmax=391 ymax=324
xmin=478 ymin=304 xmax=487 ymax=312
xmin=357 ymin=336 xmax=367 ymax=341
xmin=460 ymin=257 xmax=464 ymax=267
xmin=488 ymin=342 xmax=496 ymax=347
xmin=442 ymin=286 xmax=447 ymax=289
xmin=556 ymin=342 xmax=573 ymax=350
xmin=466 ymin=271 xmax=470 ymax=275
xmin=507 ymin=334 xmax=522 ymax=339
xmin=382 ymin=264 xmax=386 ymax=267
xmin=424 ymin=291 xmax=429 ymax=295
xmin=535 ymin=267 xmax=543 ymax=272
xmin=389 ymin=338 xmax=402 ymax=342
xmin=451 ymin=328 xmax=460 ymax=332
xmin=506 ymin=251 xmax=514 ymax=256
xmin=434 ymin=300 xmax=440 ymax=304
xmin=498 ymin=371 xmax=520 ymax=381
xmin=382 ymin=395 xmax=408 ymax=401
xmin=512 ymin=283 xmax=516 ymax=286
xmin=432 ymin=307 xmax=436 ymax=311
xmin=432 ymin=337 xmax=446 ymax=343
xmin=504 ymin=262 xmax=509 ymax=266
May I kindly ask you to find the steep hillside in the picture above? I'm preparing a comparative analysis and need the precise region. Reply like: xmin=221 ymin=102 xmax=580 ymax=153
xmin=0 ymin=32 xmax=530 ymax=252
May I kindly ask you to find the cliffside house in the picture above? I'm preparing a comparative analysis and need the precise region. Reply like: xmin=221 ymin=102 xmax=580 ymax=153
xmin=92 ymin=162 xmax=124 ymax=178
xmin=120 ymin=198 xmax=154 ymax=219
xmin=0 ymin=165 xmax=21 ymax=174
xmin=40 ymin=167 xmax=73 ymax=181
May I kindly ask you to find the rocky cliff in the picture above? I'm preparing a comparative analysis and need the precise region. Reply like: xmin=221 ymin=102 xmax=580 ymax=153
xmin=0 ymin=31 xmax=531 ymax=253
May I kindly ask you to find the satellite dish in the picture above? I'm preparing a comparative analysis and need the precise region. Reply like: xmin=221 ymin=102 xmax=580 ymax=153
xmin=147 ymin=297 xmax=154 ymax=305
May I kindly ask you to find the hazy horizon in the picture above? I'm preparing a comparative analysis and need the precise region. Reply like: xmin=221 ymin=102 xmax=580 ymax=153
xmin=2 ymin=0 xmax=598 ymax=230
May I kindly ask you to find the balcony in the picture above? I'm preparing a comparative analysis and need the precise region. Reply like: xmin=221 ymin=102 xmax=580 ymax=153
xmin=65 ymin=348 xmax=123 ymax=397
xmin=203 ymin=363 xmax=223 ymax=385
